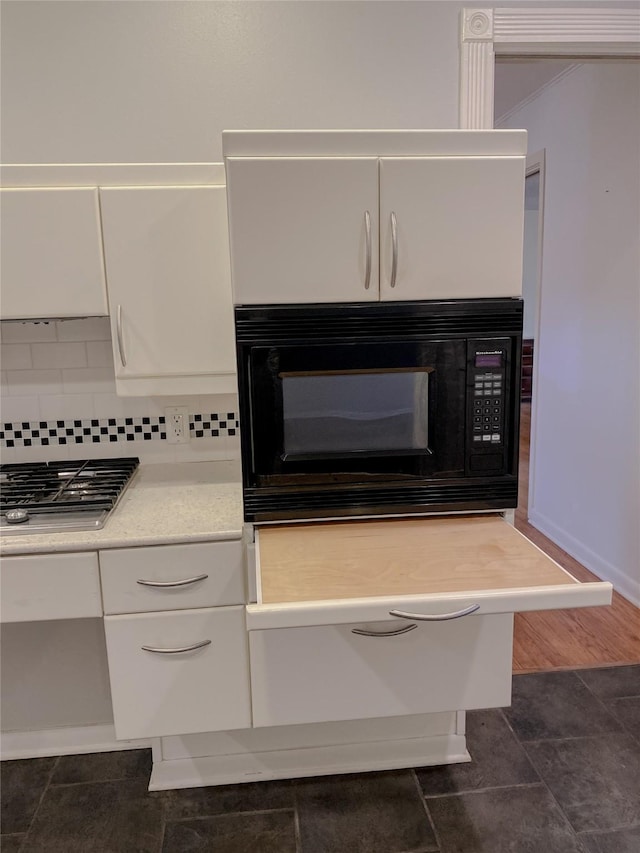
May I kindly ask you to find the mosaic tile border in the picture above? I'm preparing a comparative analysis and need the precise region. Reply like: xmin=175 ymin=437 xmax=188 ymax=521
xmin=0 ymin=413 xmax=238 ymax=448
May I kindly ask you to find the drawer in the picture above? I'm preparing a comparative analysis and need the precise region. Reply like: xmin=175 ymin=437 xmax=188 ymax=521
xmin=0 ymin=552 xmax=102 ymax=623
xmin=251 ymin=613 xmax=512 ymax=727
xmin=247 ymin=515 xmax=612 ymax=631
xmin=100 ymin=540 xmax=244 ymax=615
xmin=104 ymin=606 xmax=251 ymax=739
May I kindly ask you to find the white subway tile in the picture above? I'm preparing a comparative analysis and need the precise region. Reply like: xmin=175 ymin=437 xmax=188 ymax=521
xmin=92 ymin=393 xmax=150 ymax=419
xmin=65 ymin=441 xmax=124 ymax=461
xmin=62 ymin=367 xmax=116 ymax=395
xmin=174 ymin=436 xmax=232 ymax=463
xmin=1 ymin=344 xmax=32 ymax=370
xmin=0 ymin=321 xmax=57 ymax=344
xmin=226 ymin=430 xmax=241 ymax=459
xmin=132 ymin=441 xmax=176 ymax=464
xmin=56 ymin=317 xmax=111 ymax=342
xmin=1 ymin=443 xmax=70 ymax=464
xmin=148 ymin=395 xmax=202 ymax=416
xmin=86 ymin=341 xmax=114 ymax=368
xmin=6 ymin=370 xmax=63 ymax=396
xmin=0 ymin=397 xmax=40 ymax=424
xmin=38 ymin=394 xmax=94 ymax=421
xmin=200 ymin=393 xmax=239 ymax=414
xmin=32 ymin=342 xmax=87 ymax=370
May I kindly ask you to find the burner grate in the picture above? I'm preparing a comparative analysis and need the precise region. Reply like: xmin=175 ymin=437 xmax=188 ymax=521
xmin=0 ymin=458 xmax=139 ymax=516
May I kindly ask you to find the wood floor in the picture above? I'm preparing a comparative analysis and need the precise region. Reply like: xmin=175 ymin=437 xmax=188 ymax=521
xmin=513 ymin=403 xmax=640 ymax=672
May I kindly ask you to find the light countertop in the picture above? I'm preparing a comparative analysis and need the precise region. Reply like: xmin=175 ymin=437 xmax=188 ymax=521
xmin=0 ymin=461 xmax=243 ymax=556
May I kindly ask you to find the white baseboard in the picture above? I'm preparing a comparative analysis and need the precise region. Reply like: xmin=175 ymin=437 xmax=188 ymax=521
xmin=149 ymin=733 xmax=469 ymax=791
xmin=1 ymin=724 xmax=150 ymax=761
xmin=528 ymin=508 xmax=640 ymax=607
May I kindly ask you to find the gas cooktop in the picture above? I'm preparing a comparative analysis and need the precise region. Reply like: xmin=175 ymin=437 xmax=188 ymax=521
xmin=0 ymin=457 xmax=139 ymax=535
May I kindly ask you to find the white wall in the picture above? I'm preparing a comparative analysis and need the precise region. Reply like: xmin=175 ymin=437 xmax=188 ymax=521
xmin=502 ymin=62 xmax=640 ymax=605
xmin=0 ymin=1 xmax=461 ymax=164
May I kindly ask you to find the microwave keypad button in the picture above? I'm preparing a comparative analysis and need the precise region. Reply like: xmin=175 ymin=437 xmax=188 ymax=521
xmin=482 ymin=434 xmax=491 ymax=441
xmin=491 ymin=434 xmax=501 ymax=442
xmin=473 ymin=435 xmax=482 ymax=442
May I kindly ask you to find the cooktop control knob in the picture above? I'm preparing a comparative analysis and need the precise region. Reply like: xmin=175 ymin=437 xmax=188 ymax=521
xmin=5 ymin=509 xmax=29 ymax=525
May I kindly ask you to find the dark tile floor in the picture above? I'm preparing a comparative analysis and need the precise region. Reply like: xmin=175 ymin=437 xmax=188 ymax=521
xmin=2 ymin=665 xmax=639 ymax=853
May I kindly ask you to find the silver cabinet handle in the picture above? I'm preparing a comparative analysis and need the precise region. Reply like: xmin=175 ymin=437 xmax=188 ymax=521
xmin=141 ymin=639 xmax=211 ymax=654
xmin=136 ymin=574 xmax=208 ymax=588
xmin=364 ymin=210 xmax=372 ymax=290
xmin=389 ymin=604 xmax=480 ymax=621
xmin=352 ymin=623 xmax=417 ymax=638
xmin=389 ymin=211 xmax=398 ymax=288
xmin=116 ymin=304 xmax=127 ymax=367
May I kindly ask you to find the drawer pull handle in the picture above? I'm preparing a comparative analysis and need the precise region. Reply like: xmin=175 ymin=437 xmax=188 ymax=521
xmin=136 ymin=574 xmax=208 ymax=588
xmin=364 ymin=210 xmax=372 ymax=290
xmin=389 ymin=211 xmax=398 ymax=288
xmin=141 ymin=639 xmax=212 ymax=654
xmin=351 ymin=624 xmax=417 ymax=638
xmin=389 ymin=604 xmax=480 ymax=621
xmin=116 ymin=304 xmax=127 ymax=367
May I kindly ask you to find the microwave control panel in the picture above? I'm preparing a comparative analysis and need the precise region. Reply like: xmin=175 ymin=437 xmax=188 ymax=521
xmin=465 ymin=339 xmax=516 ymax=477
xmin=471 ymin=350 xmax=504 ymax=446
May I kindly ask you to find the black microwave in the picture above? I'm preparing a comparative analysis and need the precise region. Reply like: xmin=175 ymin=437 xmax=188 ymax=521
xmin=235 ymin=298 xmax=522 ymax=522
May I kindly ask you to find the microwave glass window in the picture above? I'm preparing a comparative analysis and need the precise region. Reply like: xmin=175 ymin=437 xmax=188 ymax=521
xmin=281 ymin=369 xmax=430 ymax=458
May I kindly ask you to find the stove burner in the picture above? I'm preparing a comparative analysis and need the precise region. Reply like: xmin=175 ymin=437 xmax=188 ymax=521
xmin=0 ymin=457 xmax=139 ymax=534
xmin=5 ymin=508 xmax=29 ymax=525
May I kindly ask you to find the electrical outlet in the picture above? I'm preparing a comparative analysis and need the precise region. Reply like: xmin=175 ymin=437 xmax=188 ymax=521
xmin=164 ymin=406 xmax=190 ymax=444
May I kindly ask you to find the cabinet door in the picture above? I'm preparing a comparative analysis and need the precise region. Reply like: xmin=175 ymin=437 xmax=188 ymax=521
xmin=225 ymin=157 xmax=379 ymax=304
xmin=379 ymin=157 xmax=525 ymax=301
xmin=0 ymin=188 xmax=107 ymax=319
xmin=99 ymin=186 xmax=236 ymax=394
xmin=104 ymin=606 xmax=251 ymax=739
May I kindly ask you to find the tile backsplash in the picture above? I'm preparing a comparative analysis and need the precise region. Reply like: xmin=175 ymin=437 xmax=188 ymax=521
xmin=0 ymin=318 xmax=240 ymax=465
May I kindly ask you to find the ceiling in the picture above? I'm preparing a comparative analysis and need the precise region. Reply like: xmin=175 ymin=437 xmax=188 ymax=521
xmin=494 ymin=59 xmax=577 ymax=124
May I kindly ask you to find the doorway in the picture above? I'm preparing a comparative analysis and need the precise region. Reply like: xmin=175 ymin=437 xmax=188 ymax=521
xmin=461 ymin=6 xmax=640 ymax=667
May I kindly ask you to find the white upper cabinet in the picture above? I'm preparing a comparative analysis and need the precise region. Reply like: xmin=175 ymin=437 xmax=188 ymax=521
xmin=225 ymin=157 xmax=379 ymax=305
xmin=0 ymin=187 xmax=108 ymax=320
xmin=223 ymin=131 xmax=527 ymax=305
xmin=379 ymin=157 xmax=525 ymax=301
xmin=100 ymin=185 xmax=237 ymax=396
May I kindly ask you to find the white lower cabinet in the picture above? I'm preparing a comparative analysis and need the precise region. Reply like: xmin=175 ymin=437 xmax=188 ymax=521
xmin=104 ymin=606 xmax=251 ymax=740
xmin=249 ymin=614 xmax=513 ymax=728
xmin=245 ymin=515 xmax=613 ymax=731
